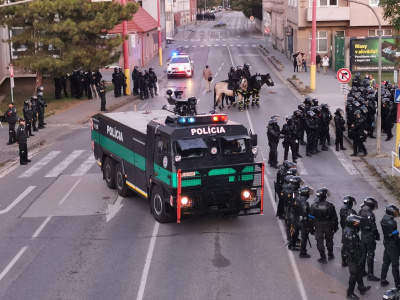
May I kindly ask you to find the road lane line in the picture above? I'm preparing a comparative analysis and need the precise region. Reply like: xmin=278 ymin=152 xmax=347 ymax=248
xmin=141 ymin=103 xmax=148 ymax=109
xmin=59 ymin=178 xmax=82 ymax=205
xmin=0 ymin=246 xmax=28 ymax=281
xmin=19 ymin=151 xmax=60 ymax=178
xmin=31 ymin=216 xmax=52 ymax=239
xmin=0 ymin=186 xmax=36 ymax=215
xmin=295 ymin=159 xmax=308 ymax=175
xmin=246 ymin=110 xmax=308 ymax=300
xmin=71 ymin=155 xmax=96 ymax=176
xmin=136 ymin=222 xmax=160 ymax=300
xmin=330 ymin=147 xmax=360 ymax=175
xmin=45 ymin=150 xmax=85 ymax=178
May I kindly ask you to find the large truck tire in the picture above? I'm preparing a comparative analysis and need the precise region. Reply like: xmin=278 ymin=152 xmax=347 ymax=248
xmin=104 ymin=157 xmax=116 ymax=189
xmin=150 ymin=185 xmax=175 ymax=223
xmin=115 ymin=163 xmax=133 ymax=197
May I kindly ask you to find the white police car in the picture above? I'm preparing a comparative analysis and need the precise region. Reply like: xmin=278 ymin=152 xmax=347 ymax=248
xmin=167 ymin=52 xmax=194 ymax=79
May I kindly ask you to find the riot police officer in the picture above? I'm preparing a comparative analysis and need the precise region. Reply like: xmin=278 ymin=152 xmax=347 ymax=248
xmin=228 ymin=66 xmax=238 ymax=92
xmin=148 ymin=68 xmax=158 ymax=97
xmin=320 ymin=104 xmax=331 ymax=150
xmin=305 ymin=110 xmax=316 ymax=157
xmin=97 ymin=80 xmax=107 ymax=112
xmin=36 ymin=86 xmax=46 ymax=129
xmin=118 ymin=67 xmax=127 ymax=96
xmin=381 ymin=204 xmax=400 ymax=289
xmin=291 ymin=110 xmax=303 ymax=159
xmin=281 ymin=115 xmax=297 ymax=163
xmin=289 ymin=186 xmax=313 ymax=258
xmin=340 ymin=196 xmax=357 ymax=267
xmin=23 ymin=100 xmax=34 ymax=137
xmin=358 ymin=197 xmax=380 ymax=281
xmin=282 ymin=175 xmax=302 ymax=242
xmin=349 ymin=110 xmax=367 ymax=157
xmin=243 ymin=63 xmax=251 ymax=79
xmin=139 ymin=72 xmax=146 ymax=100
xmin=132 ymin=66 xmax=140 ymax=95
xmin=352 ymin=72 xmax=362 ymax=88
xmin=342 ymin=214 xmax=371 ymax=299
xmin=30 ymin=95 xmax=39 ymax=132
xmin=309 ymin=187 xmax=339 ymax=264
xmin=383 ymin=288 xmax=400 ymax=300
xmin=275 ymin=160 xmax=297 ymax=218
xmin=334 ymin=108 xmax=347 ymax=152
xmin=235 ymin=65 xmax=245 ymax=80
xmin=267 ymin=117 xmax=281 ymax=168
xmin=382 ymin=98 xmax=394 ymax=141
xmin=112 ymin=67 xmax=121 ymax=97
xmin=5 ymin=102 xmax=17 ymax=145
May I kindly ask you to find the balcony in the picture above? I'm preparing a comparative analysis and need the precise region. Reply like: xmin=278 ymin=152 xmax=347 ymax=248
xmin=306 ymin=6 xmax=350 ymax=21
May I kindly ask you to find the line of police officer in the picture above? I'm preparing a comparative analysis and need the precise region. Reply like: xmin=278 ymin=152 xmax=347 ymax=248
xmin=67 ymin=70 xmax=102 ymax=100
xmin=131 ymin=66 xmax=158 ymax=100
xmin=274 ymin=159 xmax=400 ymax=299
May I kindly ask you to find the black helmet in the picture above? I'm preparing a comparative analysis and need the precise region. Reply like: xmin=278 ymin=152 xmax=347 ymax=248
xmin=311 ymin=106 xmax=321 ymax=114
xmin=321 ymin=103 xmax=329 ymax=110
xmin=303 ymin=97 xmax=312 ymax=106
xmin=347 ymin=96 xmax=355 ymax=102
xmin=352 ymin=101 xmax=360 ymax=107
xmin=283 ymin=160 xmax=296 ymax=169
xmin=271 ymin=114 xmax=280 ymax=120
xmin=293 ymin=109 xmax=302 ymax=117
xmin=383 ymin=98 xmax=391 ymax=105
xmin=360 ymin=106 xmax=368 ymax=114
xmin=299 ymin=186 xmax=314 ymax=197
xmin=366 ymin=87 xmax=375 ymax=94
xmin=290 ymin=176 xmax=302 ymax=186
xmin=383 ymin=288 xmax=400 ymax=300
xmin=244 ymin=63 xmax=251 ymax=69
xmin=24 ymin=100 xmax=30 ymax=106
xmin=343 ymin=195 xmax=357 ymax=206
xmin=230 ymin=66 xmax=236 ymax=72
xmin=37 ymin=85 xmax=44 ymax=92
xmin=286 ymin=168 xmax=299 ymax=176
xmin=298 ymin=104 xmax=306 ymax=111
xmin=307 ymin=110 xmax=315 ymax=118
xmin=311 ymin=98 xmax=319 ymax=106
xmin=114 ymin=67 xmax=118 ymax=71
xmin=345 ymin=214 xmax=362 ymax=229
xmin=236 ymin=65 xmax=242 ymax=69
xmin=284 ymin=175 xmax=294 ymax=183
xmin=134 ymin=65 xmax=139 ymax=69
xmin=385 ymin=205 xmax=400 ymax=217
xmin=335 ymin=108 xmax=344 ymax=115
xmin=149 ymin=67 xmax=153 ymax=72
xmin=351 ymin=86 xmax=357 ymax=92
xmin=269 ymin=119 xmax=277 ymax=125
xmin=316 ymin=187 xmax=330 ymax=198
xmin=355 ymin=72 xmax=360 ymax=78
xmin=354 ymin=110 xmax=361 ymax=117
xmin=285 ymin=115 xmax=292 ymax=122
xmin=362 ymin=197 xmax=378 ymax=210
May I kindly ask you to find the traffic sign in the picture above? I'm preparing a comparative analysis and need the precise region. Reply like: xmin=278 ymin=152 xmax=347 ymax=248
xmin=337 ymin=68 xmax=351 ymax=84
xmin=264 ymin=27 xmax=270 ymax=34
xmin=340 ymin=83 xmax=349 ymax=94
xmin=395 ymin=89 xmax=400 ymax=103
xmin=9 ymin=64 xmax=14 ymax=78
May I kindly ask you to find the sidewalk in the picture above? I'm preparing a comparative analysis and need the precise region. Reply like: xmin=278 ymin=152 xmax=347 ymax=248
xmin=255 ymin=30 xmax=399 ymax=197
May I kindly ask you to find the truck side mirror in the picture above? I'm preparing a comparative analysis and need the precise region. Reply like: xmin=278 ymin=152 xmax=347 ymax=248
xmin=250 ymin=134 xmax=257 ymax=146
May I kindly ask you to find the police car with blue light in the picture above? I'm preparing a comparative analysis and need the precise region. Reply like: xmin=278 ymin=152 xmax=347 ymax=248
xmin=91 ymin=90 xmax=264 ymax=223
xmin=167 ymin=51 xmax=194 ymax=79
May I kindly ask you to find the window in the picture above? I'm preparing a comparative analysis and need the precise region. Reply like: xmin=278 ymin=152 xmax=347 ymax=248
xmin=175 ymin=139 xmax=207 ymax=159
xmin=369 ymin=29 xmax=392 ymax=36
xmin=309 ymin=0 xmax=337 ymax=7
xmin=220 ymin=138 xmax=248 ymax=155
xmin=10 ymin=28 xmax=27 ymax=59
xmin=309 ymin=30 xmax=328 ymax=52
xmin=370 ymin=0 xmax=379 ymax=6
xmin=384 ymin=29 xmax=392 ymax=36
xmin=170 ymin=57 xmax=190 ymax=64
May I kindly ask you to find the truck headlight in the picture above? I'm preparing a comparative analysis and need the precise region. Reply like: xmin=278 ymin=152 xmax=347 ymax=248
xmin=252 ymin=147 xmax=258 ymax=156
xmin=242 ymin=190 xmax=251 ymax=199
xmin=181 ymin=196 xmax=189 ymax=205
xmin=175 ymin=155 xmax=181 ymax=162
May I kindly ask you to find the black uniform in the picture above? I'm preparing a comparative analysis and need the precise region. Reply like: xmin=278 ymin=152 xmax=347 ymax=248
xmin=30 ymin=96 xmax=38 ymax=131
xmin=267 ymin=120 xmax=280 ymax=168
xmin=342 ymin=217 xmax=370 ymax=299
xmin=36 ymin=89 xmax=46 ymax=129
xmin=275 ymin=164 xmax=296 ymax=218
xmin=309 ymin=191 xmax=339 ymax=262
xmin=281 ymin=178 xmax=300 ymax=241
xmin=340 ymin=203 xmax=357 ymax=266
xmin=381 ymin=214 xmax=400 ymax=288
xmin=139 ymin=72 xmax=147 ymax=100
xmin=281 ymin=118 xmax=297 ymax=163
xmin=61 ymin=75 xmax=68 ymax=97
xmin=334 ymin=109 xmax=346 ymax=151
xmin=54 ymin=77 xmax=62 ymax=99
xmin=16 ymin=121 xmax=30 ymax=165
xmin=112 ymin=68 xmax=121 ymax=98
xmin=97 ymin=81 xmax=107 ymax=112
xmin=132 ymin=67 xmax=140 ymax=95
xmin=382 ymin=100 xmax=394 ymax=141
xmin=305 ymin=111 xmax=316 ymax=156
xmin=320 ymin=105 xmax=331 ymax=150
xmin=23 ymin=101 xmax=34 ymax=137
xmin=349 ymin=115 xmax=366 ymax=156
xmin=118 ymin=68 xmax=127 ymax=96
xmin=6 ymin=104 xmax=17 ymax=144
xmin=148 ymin=70 xmax=158 ymax=97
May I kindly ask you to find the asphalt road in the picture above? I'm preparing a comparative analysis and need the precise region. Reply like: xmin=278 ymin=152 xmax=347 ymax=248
xmin=0 ymin=11 xmax=396 ymax=300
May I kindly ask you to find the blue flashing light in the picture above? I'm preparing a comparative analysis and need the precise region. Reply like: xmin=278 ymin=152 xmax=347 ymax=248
xmin=178 ymin=117 xmax=186 ymax=123
xmin=172 ymin=52 xmax=177 ymax=57
xmin=188 ymin=117 xmax=195 ymax=123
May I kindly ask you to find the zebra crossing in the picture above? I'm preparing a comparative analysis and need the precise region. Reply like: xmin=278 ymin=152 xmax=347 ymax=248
xmin=182 ymin=43 xmax=258 ymax=47
xmin=18 ymin=150 xmax=97 ymax=179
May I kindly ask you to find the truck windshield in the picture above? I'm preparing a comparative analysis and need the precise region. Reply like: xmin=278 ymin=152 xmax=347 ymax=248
xmin=175 ymin=139 xmax=207 ymax=159
xmin=220 ymin=138 xmax=248 ymax=155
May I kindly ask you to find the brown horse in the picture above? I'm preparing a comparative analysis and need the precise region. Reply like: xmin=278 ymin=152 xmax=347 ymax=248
xmin=213 ymin=77 xmax=247 ymax=110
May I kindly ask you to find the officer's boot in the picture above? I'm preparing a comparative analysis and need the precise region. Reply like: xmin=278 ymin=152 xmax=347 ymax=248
xmin=358 ymin=285 xmax=371 ymax=295
xmin=346 ymin=290 xmax=359 ymax=300
xmin=340 ymin=140 xmax=347 ymax=150
xmin=346 ymin=282 xmax=358 ymax=299
xmin=238 ymin=99 xmax=243 ymax=111
xmin=393 ymin=266 xmax=400 ymax=288
xmin=366 ymin=260 xmax=380 ymax=281
xmin=256 ymin=95 xmax=260 ymax=108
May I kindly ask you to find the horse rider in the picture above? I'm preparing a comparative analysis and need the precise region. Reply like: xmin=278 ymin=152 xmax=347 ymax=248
xmin=228 ymin=66 xmax=239 ymax=93
xmin=243 ymin=63 xmax=251 ymax=80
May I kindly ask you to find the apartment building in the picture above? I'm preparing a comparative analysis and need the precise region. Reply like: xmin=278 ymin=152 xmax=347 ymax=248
xmin=264 ymin=0 xmax=392 ymax=71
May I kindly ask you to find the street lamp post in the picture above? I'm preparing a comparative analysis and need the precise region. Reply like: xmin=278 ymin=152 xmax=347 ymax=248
xmin=345 ymin=0 xmax=382 ymax=155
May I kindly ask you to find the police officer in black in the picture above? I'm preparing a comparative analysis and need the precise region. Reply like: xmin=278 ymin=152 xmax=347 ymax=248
xmin=16 ymin=119 xmax=31 ymax=165
xmin=61 ymin=75 xmax=68 ymax=97
xmin=30 ymin=95 xmax=39 ymax=132
xmin=381 ymin=204 xmax=400 ymax=289
xmin=350 ymin=110 xmax=367 ymax=157
xmin=289 ymin=186 xmax=313 ymax=258
xmin=267 ymin=117 xmax=281 ymax=168
xmin=118 ymin=67 xmax=127 ymax=96
xmin=282 ymin=175 xmax=302 ymax=242
xmin=358 ymin=197 xmax=380 ymax=281
xmin=228 ymin=66 xmax=238 ymax=92
xmin=382 ymin=98 xmax=394 ymax=141
xmin=97 ymin=80 xmax=107 ymax=112
xmin=334 ymin=108 xmax=347 ymax=152
xmin=275 ymin=160 xmax=297 ymax=219
xmin=304 ymin=110 xmax=316 ymax=157
xmin=320 ymin=104 xmax=331 ymax=150
xmin=143 ymin=70 xmax=150 ymax=99
xmin=281 ymin=115 xmax=297 ymax=163
xmin=112 ymin=67 xmax=121 ymax=98
xmin=235 ymin=65 xmax=245 ymax=80
xmin=383 ymin=288 xmax=400 ymax=300
xmin=132 ymin=66 xmax=140 ymax=95
xmin=291 ymin=110 xmax=303 ymax=159
xmin=340 ymin=196 xmax=357 ymax=267
xmin=148 ymin=68 xmax=158 ymax=97
xmin=309 ymin=187 xmax=339 ymax=264
xmin=352 ymin=72 xmax=362 ymax=88
xmin=139 ymin=71 xmax=146 ymax=100
xmin=342 ymin=214 xmax=371 ymax=299
xmin=5 ymin=102 xmax=17 ymax=145
xmin=36 ymin=86 xmax=46 ymax=129
xmin=243 ymin=63 xmax=251 ymax=79
xmin=23 ymin=100 xmax=34 ymax=137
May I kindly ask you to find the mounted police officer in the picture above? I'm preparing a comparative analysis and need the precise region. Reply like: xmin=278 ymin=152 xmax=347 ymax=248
xmin=309 ymin=187 xmax=339 ymax=264
xmin=235 ymin=65 xmax=245 ymax=80
xmin=340 ymin=196 xmax=357 ymax=267
xmin=289 ymin=186 xmax=313 ymax=258
xmin=342 ymin=214 xmax=371 ymax=299
xmin=358 ymin=197 xmax=380 ymax=281
xmin=334 ymin=108 xmax=347 ymax=152
xmin=381 ymin=204 xmax=400 ymax=289
xmin=267 ymin=116 xmax=281 ymax=169
xmin=242 ymin=63 xmax=251 ymax=79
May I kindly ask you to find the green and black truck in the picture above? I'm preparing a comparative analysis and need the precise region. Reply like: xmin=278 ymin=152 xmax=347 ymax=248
xmin=91 ymin=110 xmax=264 ymax=223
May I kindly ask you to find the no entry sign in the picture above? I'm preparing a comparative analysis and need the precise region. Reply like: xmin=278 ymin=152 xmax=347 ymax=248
xmin=264 ymin=27 xmax=270 ymax=34
xmin=337 ymin=68 xmax=351 ymax=84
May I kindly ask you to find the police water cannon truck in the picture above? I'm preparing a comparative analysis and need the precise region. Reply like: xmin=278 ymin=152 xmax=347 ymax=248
xmin=91 ymin=93 xmax=264 ymax=223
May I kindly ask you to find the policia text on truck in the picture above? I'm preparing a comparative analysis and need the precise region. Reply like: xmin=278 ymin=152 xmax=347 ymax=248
xmin=91 ymin=93 xmax=264 ymax=223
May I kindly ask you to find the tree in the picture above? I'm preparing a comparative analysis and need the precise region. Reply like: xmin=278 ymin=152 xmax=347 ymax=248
xmin=230 ymin=0 xmax=262 ymax=19
xmin=0 ymin=0 xmax=138 ymax=85
xmin=380 ymin=0 xmax=400 ymax=35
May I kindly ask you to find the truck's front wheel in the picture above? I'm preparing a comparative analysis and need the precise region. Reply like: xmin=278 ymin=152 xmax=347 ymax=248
xmin=104 ymin=157 xmax=116 ymax=189
xmin=150 ymin=185 xmax=175 ymax=223
xmin=115 ymin=163 xmax=132 ymax=197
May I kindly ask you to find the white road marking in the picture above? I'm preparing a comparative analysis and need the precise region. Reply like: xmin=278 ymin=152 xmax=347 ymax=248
xmin=106 ymin=196 xmax=124 ymax=222
xmin=222 ymin=44 xmax=226 ymax=47
xmin=0 ymin=246 xmax=28 ymax=282
xmin=141 ymin=103 xmax=148 ymax=109
xmin=0 ymin=186 xmax=36 ymax=215
xmin=200 ymin=45 xmax=204 ymax=47
xmin=295 ymin=159 xmax=308 ymax=175
xmin=237 ymin=45 xmax=241 ymax=47
xmin=192 ymin=45 xmax=196 ymax=47
xmin=245 ymin=110 xmax=308 ymax=300
xmin=31 ymin=215 xmax=52 ymax=239
xmin=215 ymin=45 xmax=219 ymax=47
xmin=71 ymin=155 xmax=96 ymax=176
xmin=136 ymin=222 xmax=160 ymax=300
xmin=19 ymin=151 xmax=60 ymax=178
xmin=59 ymin=178 xmax=82 ymax=205
xmin=330 ymin=147 xmax=360 ymax=175
xmin=45 ymin=150 xmax=85 ymax=178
